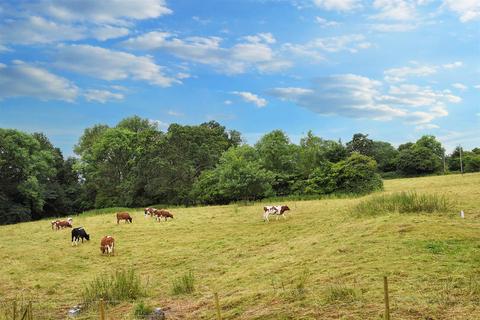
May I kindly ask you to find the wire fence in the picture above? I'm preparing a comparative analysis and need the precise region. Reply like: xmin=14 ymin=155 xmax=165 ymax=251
xmin=0 ymin=277 xmax=394 ymax=320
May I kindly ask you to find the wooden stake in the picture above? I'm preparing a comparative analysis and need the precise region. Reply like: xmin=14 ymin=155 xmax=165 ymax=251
xmin=13 ymin=300 xmax=17 ymax=320
xmin=28 ymin=301 xmax=33 ymax=320
xmin=99 ymin=299 xmax=105 ymax=320
xmin=214 ymin=292 xmax=222 ymax=320
xmin=384 ymin=276 xmax=390 ymax=320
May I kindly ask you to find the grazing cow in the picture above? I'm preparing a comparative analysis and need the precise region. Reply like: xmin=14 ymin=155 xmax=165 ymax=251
xmin=263 ymin=205 xmax=290 ymax=222
xmin=153 ymin=209 xmax=173 ymax=222
xmin=71 ymin=227 xmax=90 ymax=246
xmin=51 ymin=220 xmax=60 ymax=230
xmin=144 ymin=207 xmax=156 ymax=217
xmin=55 ymin=220 xmax=73 ymax=229
xmin=100 ymin=236 xmax=115 ymax=255
xmin=116 ymin=212 xmax=132 ymax=224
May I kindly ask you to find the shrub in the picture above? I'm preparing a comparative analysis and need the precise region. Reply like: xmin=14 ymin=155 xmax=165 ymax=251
xmin=82 ymin=268 xmax=146 ymax=306
xmin=171 ymin=271 xmax=195 ymax=295
xmin=354 ymin=191 xmax=450 ymax=216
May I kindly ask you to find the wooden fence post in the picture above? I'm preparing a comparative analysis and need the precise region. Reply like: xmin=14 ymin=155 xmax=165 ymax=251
xmin=99 ymin=299 xmax=106 ymax=320
xmin=384 ymin=276 xmax=390 ymax=320
xmin=214 ymin=292 xmax=222 ymax=320
xmin=28 ymin=301 xmax=33 ymax=320
xmin=12 ymin=300 xmax=17 ymax=320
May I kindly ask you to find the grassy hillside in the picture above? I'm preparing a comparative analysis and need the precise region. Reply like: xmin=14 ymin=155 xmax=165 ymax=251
xmin=1 ymin=173 xmax=480 ymax=319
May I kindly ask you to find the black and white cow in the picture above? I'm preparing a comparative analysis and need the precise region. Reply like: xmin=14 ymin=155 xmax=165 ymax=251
xmin=71 ymin=227 xmax=90 ymax=246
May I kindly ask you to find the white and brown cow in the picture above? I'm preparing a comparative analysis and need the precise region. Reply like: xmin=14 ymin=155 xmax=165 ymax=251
xmin=100 ymin=236 xmax=115 ymax=255
xmin=144 ymin=207 xmax=156 ymax=217
xmin=263 ymin=205 xmax=290 ymax=222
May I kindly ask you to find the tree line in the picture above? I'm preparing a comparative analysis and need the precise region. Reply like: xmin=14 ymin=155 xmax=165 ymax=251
xmin=1 ymin=116 xmax=479 ymax=224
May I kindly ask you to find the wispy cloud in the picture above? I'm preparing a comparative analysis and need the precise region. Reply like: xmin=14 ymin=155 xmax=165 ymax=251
xmin=231 ymin=91 xmax=267 ymax=107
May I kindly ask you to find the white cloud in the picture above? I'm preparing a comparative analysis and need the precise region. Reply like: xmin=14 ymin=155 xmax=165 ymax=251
xmin=269 ymin=74 xmax=460 ymax=126
xmin=84 ymin=89 xmax=124 ymax=103
xmin=0 ymin=60 xmax=78 ymax=101
xmin=443 ymin=61 xmax=463 ymax=69
xmin=167 ymin=110 xmax=184 ymax=116
xmin=442 ymin=0 xmax=480 ymax=22
xmin=34 ymin=0 xmax=172 ymax=24
xmin=452 ymin=83 xmax=468 ymax=91
xmin=54 ymin=44 xmax=180 ymax=87
xmin=313 ymin=0 xmax=361 ymax=11
xmin=91 ymin=25 xmax=129 ymax=41
xmin=372 ymin=0 xmax=417 ymax=21
xmin=315 ymin=17 xmax=340 ymax=27
xmin=123 ymin=32 xmax=290 ymax=74
xmin=370 ymin=23 xmax=417 ymax=32
xmin=149 ymin=119 xmax=169 ymax=130
xmin=384 ymin=64 xmax=437 ymax=82
xmin=0 ymin=16 xmax=85 ymax=45
xmin=224 ymin=100 xmax=232 ymax=105
xmin=474 ymin=85 xmax=480 ymax=89
xmin=231 ymin=91 xmax=267 ymax=107
xmin=284 ymin=34 xmax=371 ymax=61
xmin=415 ymin=123 xmax=440 ymax=131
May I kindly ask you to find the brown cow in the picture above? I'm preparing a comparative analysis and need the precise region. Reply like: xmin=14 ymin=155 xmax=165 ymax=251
xmin=55 ymin=220 xmax=73 ymax=229
xmin=100 ymin=236 xmax=115 ymax=255
xmin=51 ymin=220 xmax=60 ymax=230
xmin=116 ymin=212 xmax=132 ymax=224
xmin=153 ymin=209 xmax=173 ymax=222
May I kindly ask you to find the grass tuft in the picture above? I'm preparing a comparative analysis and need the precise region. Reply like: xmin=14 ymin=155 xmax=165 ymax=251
xmin=354 ymin=191 xmax=451 ymax=216
xmin=171 ymin=271 xmax=195 ymax=295
xmin=82 ymin=268 xmax=146 ymax=307
xmin=133 ymin=301 xmax=153 ymax=318
xmin=324 ymin=284 xmax=360 ymax=303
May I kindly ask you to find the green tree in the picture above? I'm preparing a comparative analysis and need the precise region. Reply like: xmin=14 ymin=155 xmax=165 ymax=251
xmin=334 ymin=153 xmax=383 ymax=193
xmin=371 ymin=141 xmax=398 ymax=172
xmin=346 ymin=133 xmax=374 ymax=157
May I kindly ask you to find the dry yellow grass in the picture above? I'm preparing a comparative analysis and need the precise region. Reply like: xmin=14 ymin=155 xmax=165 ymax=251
xmin=1 ymin=173 xmax=480 ymax=319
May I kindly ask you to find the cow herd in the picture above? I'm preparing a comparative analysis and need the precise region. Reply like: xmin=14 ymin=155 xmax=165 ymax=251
xmin=51 ymin=205 xmax=289 ymax=256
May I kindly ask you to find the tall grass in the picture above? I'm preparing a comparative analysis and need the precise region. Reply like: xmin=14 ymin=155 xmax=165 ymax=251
xmin=171 ymin=271 xmax=195 ymax=295
xmin=354 ymin=191 xmax=451 ymax=216
xmin=82 ymin=268 xmax=146 ymax=306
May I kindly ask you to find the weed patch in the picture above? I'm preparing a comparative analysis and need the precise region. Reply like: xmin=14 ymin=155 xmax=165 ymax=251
xmin=171 ymin=271 xmax=195 ymax=295
xmin=354 ymin=191 xmax=451 ymax=216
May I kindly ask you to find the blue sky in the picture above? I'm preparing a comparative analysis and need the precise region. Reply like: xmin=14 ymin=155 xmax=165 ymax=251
xmin=0 ymin=0 xmax=478 ymax=156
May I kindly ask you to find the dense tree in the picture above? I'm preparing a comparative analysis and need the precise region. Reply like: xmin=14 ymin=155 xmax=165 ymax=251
xmin=371 ymin=141 xmax=398 ymax=172
xmin=334 ymin=153 xmax=383 ymax=194
xmin=346 ymin=133 xmax=374 ymax=157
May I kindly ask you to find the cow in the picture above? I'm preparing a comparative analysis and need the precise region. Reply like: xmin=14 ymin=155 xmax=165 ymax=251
xmin=144 ymin=207 xmax=156 ymax=217
xmin=263 ymin=205 xmax=290 ymax=222
xmin=116 ymin=212 xmax=132 ymax=224
xmin=100 ymin=236 xmax=115 ymax=255
xmin=55 ymin=220 xmax=73 ymax=229
xmin=71 ymin=227 xmax=90 ymax=246
xmin=51 ymin=220 xmax=60 ymax=230
xmin=153 ymin=209 xmax=173 ymax=222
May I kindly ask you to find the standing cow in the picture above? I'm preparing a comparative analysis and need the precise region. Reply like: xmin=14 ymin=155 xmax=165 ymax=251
xmin=263 ymin=205 xmax=290 ymax=222
xmin=72 ymin=227 xmax=90 ymax=246
xmin=100 ymin=236 xmax=115 ymax=255
xmin=144 ymin=207 xmax=156 ymax=217
xmin=153 ymin=209 xmax=174 ymax=222
xmin=116 ymin=212 xmax=132 ymax=224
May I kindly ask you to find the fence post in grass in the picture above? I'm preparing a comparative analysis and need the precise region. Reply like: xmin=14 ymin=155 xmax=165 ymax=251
xmin=13 ymin=300 xmax=17 ymax=320
xmin=99 ymin=299 xmax=105 ymax=320
xmin=28 ymin=301 xmax=33 ymax=320
xmin=214 ymin=292 xmax=222 ymax=320
xmin=384 ymin=276 xmax=390 ymax=320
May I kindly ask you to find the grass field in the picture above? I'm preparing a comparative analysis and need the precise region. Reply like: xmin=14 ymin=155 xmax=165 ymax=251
xmin=1 ymin=173 xmax=480 ymax=319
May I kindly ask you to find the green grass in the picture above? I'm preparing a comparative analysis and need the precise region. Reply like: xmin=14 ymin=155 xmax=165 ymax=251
xmin=0 ymin=173 xmax=479 ymax=319
xmin=354 ymin=191 xmax=451 ymax=216
xmin=171 ymin=271 xmax=195 ymax=295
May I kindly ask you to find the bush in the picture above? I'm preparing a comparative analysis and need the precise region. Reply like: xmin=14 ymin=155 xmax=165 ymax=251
xmin=354 ymin=191 xmax=450 ymax=216
xmin=82 ymin=268 xmax=146 ymax=306
xmin=171 ymin=271 xmax=195 ymax=295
